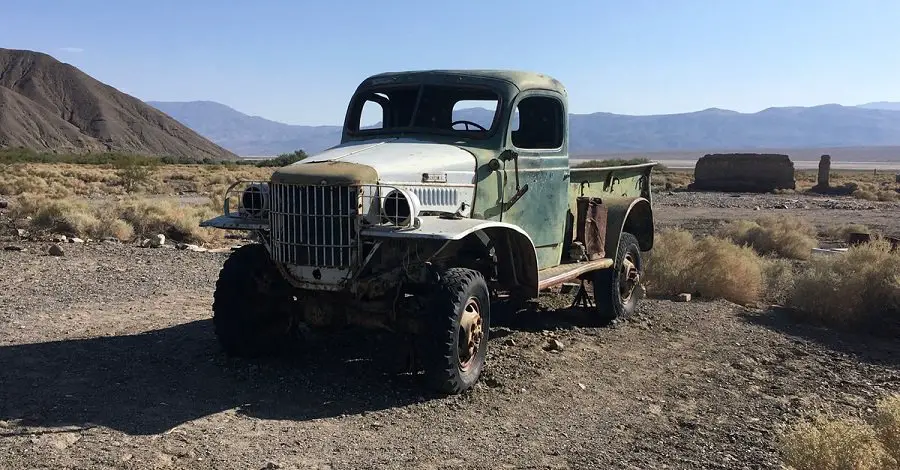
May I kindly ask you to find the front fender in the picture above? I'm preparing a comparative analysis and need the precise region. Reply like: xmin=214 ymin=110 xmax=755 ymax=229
xmin=362 ymin=217 xmax=540 ymax=298
xmin=604 ymin=197 xmax=654 ymax=260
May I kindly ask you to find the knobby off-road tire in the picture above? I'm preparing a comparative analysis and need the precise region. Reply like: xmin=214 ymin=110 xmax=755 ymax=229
xmin=420 ymin=268 xmax=491 ymax=395
xmin=212 ymin=243 xmax=299 ymax=358
xmin=592 ymin=232 xmax=643 ymax=324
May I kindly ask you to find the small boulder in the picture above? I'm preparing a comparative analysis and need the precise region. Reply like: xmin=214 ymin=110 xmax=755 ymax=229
xmin=149 ymin=234 xmax=165 ymax=248
xmin=69 ymin=237 xmax=84 ymax=244
xmin=543 ymin=338 xmax=565 ymax=352
xmin=675 ymin=293 xmax=692 ymax=302
xmin=16 ymin=229 xmax=28 ymax=238
xmin=52 ymin=234 xmax=68 ymax=243
xmin=0 ymin=200 xmax=8 ymax=209
xmin=48 ymin=244 xmax=65 ymax=256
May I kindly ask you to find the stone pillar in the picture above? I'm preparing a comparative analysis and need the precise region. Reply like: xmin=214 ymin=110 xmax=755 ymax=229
xmin=816 ymin=154 xmax=831 ymax=189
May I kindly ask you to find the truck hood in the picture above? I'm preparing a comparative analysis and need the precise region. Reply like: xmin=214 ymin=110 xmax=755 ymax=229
xmin=271 ymin=138 xmax=476 ymax=186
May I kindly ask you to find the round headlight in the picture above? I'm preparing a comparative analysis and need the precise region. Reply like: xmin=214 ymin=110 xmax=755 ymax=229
xmin=381 ymin=188 xmax=420 ymax=226
xmin=240 ymin=183 xmax=269 ymax=218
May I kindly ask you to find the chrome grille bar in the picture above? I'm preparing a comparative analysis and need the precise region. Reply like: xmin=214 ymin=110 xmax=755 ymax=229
xmin=269 ymin=183 xmax=357 ymax=268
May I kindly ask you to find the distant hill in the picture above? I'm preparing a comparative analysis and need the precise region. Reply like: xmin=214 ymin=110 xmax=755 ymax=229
xmin=857 ymin=102 xmax=900 ymax=111
xmin=148 ymin=100 xmax=900 ymax=158
xmin=147 ymin=101 xmax=341 ymax=156
xmin=0 ymin=48 xmax=236 ymax=160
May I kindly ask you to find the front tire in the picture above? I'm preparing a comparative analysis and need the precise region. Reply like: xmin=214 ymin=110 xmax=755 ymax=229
xmin=592 ymin=232 xmax=643 ymax=324
xmin=212 ymin=243 xmax=299 ymax=357
xmin=420 ymin=268 xmax=491 ymax=394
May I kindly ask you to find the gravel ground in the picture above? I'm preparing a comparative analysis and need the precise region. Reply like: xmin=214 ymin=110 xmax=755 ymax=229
xmin=654 ymin=190 xmax=900 ymax=238
xmin=1 ymin=192 xmax=899 ymax=469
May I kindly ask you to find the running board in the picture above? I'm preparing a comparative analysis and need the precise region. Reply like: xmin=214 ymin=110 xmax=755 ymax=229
xmin=537 ymin=258 xmax=614 ymax=291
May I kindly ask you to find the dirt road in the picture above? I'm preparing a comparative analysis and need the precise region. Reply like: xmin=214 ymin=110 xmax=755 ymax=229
xmin=2 ymin=237 xmax=899 ymax=469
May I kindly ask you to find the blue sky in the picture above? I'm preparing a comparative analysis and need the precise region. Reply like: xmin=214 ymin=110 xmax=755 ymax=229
xmin=2 ymin=0 xmax=898 ymax=125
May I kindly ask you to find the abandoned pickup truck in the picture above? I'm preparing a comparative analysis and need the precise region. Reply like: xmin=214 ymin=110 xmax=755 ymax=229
xmin=201 ymin=70 xmax=656 ymax=394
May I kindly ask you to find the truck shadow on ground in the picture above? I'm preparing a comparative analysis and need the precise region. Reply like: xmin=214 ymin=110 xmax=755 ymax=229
xmin=740 ymin=307 xmax=900 ymax=369
xmin=0 ymin=319 xmax=438 ymax=436
xmin=0 ymin=303 xmax=593 ymax=437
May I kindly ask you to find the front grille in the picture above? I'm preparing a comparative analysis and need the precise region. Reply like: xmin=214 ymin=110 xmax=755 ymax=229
xmin=269 ymin=183 xmax=357 ymax=267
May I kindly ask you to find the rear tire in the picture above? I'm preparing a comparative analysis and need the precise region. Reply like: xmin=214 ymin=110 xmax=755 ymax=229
xmin=419 ymin=268 xmax=491 ymax=394
xmin=592 ymin=232 xmax=643 ymax=324
xmin=212 ymin=244 xmax=300 ymax=357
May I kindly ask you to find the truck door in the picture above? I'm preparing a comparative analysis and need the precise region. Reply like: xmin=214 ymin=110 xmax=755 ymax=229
xmin=500 ymin=93 xmax=570 ymax=270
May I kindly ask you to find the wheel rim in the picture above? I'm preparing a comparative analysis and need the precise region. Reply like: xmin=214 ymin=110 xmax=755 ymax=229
xmin=457 ymin=297 xmax=483 ymax=372
xmin=619 ymin=252 xmax=640 ymax=303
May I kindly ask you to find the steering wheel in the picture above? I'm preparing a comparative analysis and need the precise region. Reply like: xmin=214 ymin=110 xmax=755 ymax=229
xmin=451 ymin=120 xmax=488 ymax=132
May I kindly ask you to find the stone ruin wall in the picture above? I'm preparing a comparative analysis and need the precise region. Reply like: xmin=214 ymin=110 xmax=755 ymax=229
xmin=690 ymin=153 xmax=796 ymax=192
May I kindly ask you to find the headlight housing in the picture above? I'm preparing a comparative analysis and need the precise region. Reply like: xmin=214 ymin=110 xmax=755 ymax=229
xmin=380 ymin=188 xmax=421 ymax=226
xmin=239 ymin=182 xmax=269 ymax=219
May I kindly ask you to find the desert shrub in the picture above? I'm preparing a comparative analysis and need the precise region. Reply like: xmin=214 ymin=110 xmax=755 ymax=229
xmin=10 ymin=193 xmax=220 ymax=244
xmin=787 ymin=239 xmax=900 ymax=328
xmin=718 ymin=215 xmax=818 ymax=260
xmin=574 ymin=157 xmax=666 ymax=170
xmin=779 ymin=415 xmax=896 ymax=470
xmin=115 ymin=156 xmax=158 ymax=192
xmin=643 ymin=229 xmax=764 ymax=305
xmin=874 ymin=395 xmax=900 ymax=462
xmin=780 ymin=394 xmax=900 ymax=470
xmin=256 ymin=150 xmax=308 ymax=167
xmin=651 ymin=169 xmax=692 ymax=191
xmin=10 ymin=193 xmax=134 ymax=241
xmin=762 ymin=258 xmax=795 ymax=305
xmin=824 ymin=223 xmax=873 ymax=242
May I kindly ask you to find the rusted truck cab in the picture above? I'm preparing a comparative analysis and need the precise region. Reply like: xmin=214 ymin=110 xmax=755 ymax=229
xmin=201 ymin=70 xmax=656 ymax=394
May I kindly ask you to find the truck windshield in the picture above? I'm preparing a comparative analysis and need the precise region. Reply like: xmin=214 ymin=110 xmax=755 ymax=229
xmin=346 ymin=84 xmax=501 ymax=138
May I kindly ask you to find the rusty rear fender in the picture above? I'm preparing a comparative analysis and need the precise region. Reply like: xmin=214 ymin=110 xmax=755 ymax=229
xmin=604 ymin=197 xmax=654 ymax=260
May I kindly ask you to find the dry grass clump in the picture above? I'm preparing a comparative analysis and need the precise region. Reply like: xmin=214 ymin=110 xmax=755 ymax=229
xmin=718 ymin=215 xmax=818 ymax=260
xmin=117 ymin=198 xmax=223 ymax=243
xmin=10 ymin=193 xmax=224 ymax=245
xmin=762 ymin=258 xmax=795 ymax=306
xmin=779 ymin=415 xmax=896 ymax=470
xmin=651 ymin=169 xmax=693 ymax=191
xmin=824 ymin=223 xmax=873 ymax=242
xmin=0 ymin=162 xmax=274 ymax=199
xmin=779 ymin=394 xmax=900 ymax=470
xmin=10 ymin=193 xmax=134 ymax=241
xmin=643 ymin=229 xmax=764 ymax=305
xmin=787 ymin=239 xmax=900 ymax=328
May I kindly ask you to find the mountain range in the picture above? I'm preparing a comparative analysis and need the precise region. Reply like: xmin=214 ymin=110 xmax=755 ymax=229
xmin=148 ymin=99 xmax=900 ymax=157
xmin=0 ymin=48 xmax=236 ymax=160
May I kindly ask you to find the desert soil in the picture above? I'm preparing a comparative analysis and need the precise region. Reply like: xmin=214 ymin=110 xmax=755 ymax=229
xmin=1 ymin=192 xmax=899 ymax=470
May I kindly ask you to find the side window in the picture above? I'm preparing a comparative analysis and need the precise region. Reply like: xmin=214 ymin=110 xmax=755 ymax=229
xmin=359 ymin=96 xmax=386 ymax=130
xmin=511 ymin=96 xmax=564 ymax=150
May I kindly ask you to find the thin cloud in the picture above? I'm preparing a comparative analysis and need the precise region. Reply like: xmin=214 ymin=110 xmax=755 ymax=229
xmin=59 ymin=47 xmax=84 ymax=53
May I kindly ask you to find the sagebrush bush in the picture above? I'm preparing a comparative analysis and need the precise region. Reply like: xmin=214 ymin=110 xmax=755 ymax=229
xmin=718 ymin=215 xmax=818 ymax=260
xmin=779 ymin=415 xmax=896 ymax=470
xmin=787 ymin=239 xmax=900 ymax=328
xmin=874 ymin=395 xmax=900 ymax=463
xmin=0 ymin=162 xmax=274 ymax=199
xmin=643 ymin=229 xmax=764 ymax=305
xmin=10 ymin=193 xmax=223 ymax=244
xmin=780 ymin=394 xmax=900 ymax=470
xmin=762 ymin=258 xmax=795 ymax=306
xmin=824 ymin=223 xmax=873 ymax=242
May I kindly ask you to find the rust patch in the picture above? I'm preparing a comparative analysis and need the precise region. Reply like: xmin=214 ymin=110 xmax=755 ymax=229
xmin=271 ymin=161 xmax=378 ymax=185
